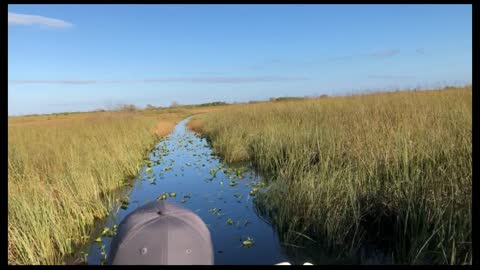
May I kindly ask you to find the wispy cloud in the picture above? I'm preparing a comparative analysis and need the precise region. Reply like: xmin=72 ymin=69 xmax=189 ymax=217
xmin=8 ymin=12 xmax=73 ymax=28
xmin=416 ymin=48 xmax=425 ymax=55
xmin=368 ymin=74 xmax=416 ymax=80
xmin=250 ymin=48 xmax=401 ymax=70
xmin=9 ymin=76 xmax=308 ymax=85
xmin=367 ymin=49 xmax=400 ymax=58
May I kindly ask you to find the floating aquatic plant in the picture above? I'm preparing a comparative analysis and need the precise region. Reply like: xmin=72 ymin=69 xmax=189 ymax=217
xmin=101 ymin=228 xmax=111 ymax=237
xmin=157 ymin=193 xmax=168 ymax=201
xmin=208 ymin=208 xmax=223 ymax=216
xmin=145 ymin=160 xmax=153 ymax=166
xmin=120 ymin=199 xmax=129 ymax=210
xmin=226 ymin=218 xmax=234 ymax=225
xmin=100 ymin=244 xmax=107 ymax=265
xmin=209 ymin=168 xmax=218 ymax=177
xmin=169 ymin=192 xmax=176 ymax=197
xmin=242 ymin=237 xmax=255 ymax=248
xmin=252 ymin=181 xmax=266 ymax=188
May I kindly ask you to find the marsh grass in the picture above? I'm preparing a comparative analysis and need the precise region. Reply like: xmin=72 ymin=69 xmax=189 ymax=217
xmin=7 ymin=111 xmax=188 ymax=265
xmin=188 ymin=87 xmax=472 ymax=264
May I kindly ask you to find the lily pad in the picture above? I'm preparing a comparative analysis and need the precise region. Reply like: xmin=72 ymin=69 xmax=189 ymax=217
xmin=208 ymin=208 xmax=223 ymax=216
xmin=242 ymin=237 xmax=254 ymax=248
xmin=101 ymin=228 xmax=110 ymax=237
xmin=209 ymin=168 xmax=218 ymax=177
xmin=252 ymin=181 xmax=266 ymax=188
xmin=157 ymin=193 xmax=168 ymax=201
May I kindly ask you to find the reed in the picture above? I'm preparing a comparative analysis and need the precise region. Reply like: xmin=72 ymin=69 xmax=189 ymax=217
xmin=188 ymin=87 xmax=472 ymax=264
xmin=8 ymin=111 xmax=184 ymax=264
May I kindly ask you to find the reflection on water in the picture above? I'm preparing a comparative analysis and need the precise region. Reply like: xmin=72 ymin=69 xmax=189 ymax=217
xmin=84 ymin=117 xmax=394 ymax=265
xmin=87 ymin=117 xmax=295 ymax=265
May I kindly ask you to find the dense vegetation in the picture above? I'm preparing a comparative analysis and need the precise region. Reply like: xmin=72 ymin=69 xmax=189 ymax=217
xmin=8 ymin=111 xmax=189 ymax=264
xmin=187 ymin=87 xmax=472 ymax=264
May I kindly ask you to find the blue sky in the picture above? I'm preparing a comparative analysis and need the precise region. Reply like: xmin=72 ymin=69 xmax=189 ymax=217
xmin=8 ymin=4 xmax=472 ymax=116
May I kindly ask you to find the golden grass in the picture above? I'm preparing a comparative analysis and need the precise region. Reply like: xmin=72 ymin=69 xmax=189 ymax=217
xmin=188 ymin=87 xmax=472 ymax=264
xmin=7 ymin=106 xmax=226 ymax=265
xmin=186 ymin=117 xmax=204 ymax=134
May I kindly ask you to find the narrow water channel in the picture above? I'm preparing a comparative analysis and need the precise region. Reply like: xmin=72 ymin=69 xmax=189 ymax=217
xmin=87 ymin=117 xmax=295 ymax=265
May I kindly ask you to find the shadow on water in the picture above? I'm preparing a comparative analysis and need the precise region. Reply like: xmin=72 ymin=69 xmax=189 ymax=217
xmin=80 ymin=117 xmax=391 ymax=265
xmin=252 ymin=198 xmax=395 ymax=265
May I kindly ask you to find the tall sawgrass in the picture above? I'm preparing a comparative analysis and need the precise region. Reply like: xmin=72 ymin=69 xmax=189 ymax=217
xmin=8 ymin=112 xmax=163 ymax=265
xmin=189 ymin=87 xmax=472 ymax=264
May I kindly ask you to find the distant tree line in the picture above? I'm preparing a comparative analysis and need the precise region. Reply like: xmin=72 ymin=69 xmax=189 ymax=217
xmin=195 ymin=101 xmax=228 ymax=107
xmin=116 ymin=104 xmax=138 ymax=112
xmin=268 ymin=95 xmax=329 ymax=102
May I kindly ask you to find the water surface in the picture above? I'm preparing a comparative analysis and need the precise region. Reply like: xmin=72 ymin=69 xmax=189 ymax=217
xmin=87 ymin=117 xmax=293 ymax=265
